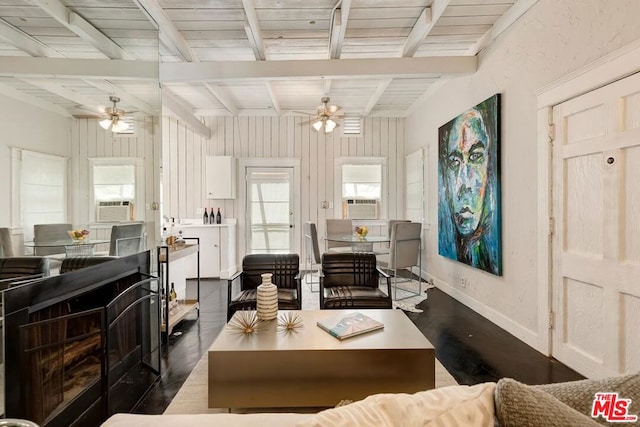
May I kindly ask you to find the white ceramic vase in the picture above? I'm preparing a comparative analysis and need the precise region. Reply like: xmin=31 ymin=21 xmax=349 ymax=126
xmin=256 ymin=273 xmax=278 ymax=321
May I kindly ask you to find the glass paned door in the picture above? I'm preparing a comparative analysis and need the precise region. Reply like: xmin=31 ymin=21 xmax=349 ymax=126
xmin=246 ymin=167 xmax=294 ymax=253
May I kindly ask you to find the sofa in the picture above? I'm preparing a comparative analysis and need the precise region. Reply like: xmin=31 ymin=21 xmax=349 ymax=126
xmin=102 ymin=373 xmax=640 ymax=427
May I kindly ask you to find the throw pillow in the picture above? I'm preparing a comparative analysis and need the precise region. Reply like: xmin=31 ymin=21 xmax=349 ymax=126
xmin=295 ymin=383 xmax=496 ymax=427
xmin=535 ymin=372 xmax=640 ymax=424
xmin=495 ymin=378 xmax=601 ymax=427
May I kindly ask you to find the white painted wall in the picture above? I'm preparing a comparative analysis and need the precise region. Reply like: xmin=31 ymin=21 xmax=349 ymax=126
xmin=405 ymin=0 xmax=640 ymax=351
xmin=162 ymin=116 xmax=405 ymax=259
xmin=0 ymin=93 xmax=70 ymax=252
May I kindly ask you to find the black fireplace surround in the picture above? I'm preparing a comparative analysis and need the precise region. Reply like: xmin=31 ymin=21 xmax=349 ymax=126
xmin=2 ymin=251 xmax=160 ymax=427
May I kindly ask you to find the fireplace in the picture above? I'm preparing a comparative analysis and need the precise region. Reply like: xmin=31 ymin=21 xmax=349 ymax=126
xmin=2 ymin=252 xmax=160 ymax=427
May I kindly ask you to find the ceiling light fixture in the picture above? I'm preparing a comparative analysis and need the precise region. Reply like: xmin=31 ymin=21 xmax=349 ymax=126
xmin=99 ymin=96 xmax=129 ymax=133
xmin=312 ymin=117 xmax=337 ymax=133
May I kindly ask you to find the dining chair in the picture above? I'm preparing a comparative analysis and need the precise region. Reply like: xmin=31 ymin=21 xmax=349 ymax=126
xmin=108 ymin=223 xmax=146 ymax=256
xmin=0 ymin=227 xmax=15 ymax=257
xmin=325 ymin=219 xmax=353 ymax=253
xmin=303 ymin=222 xmax=322 ymax=292
xmin=227 ymin=253 xmax=302 ymax=321
xmin=33 ymin=223 xmax=72 ymax=256
xmin=376 ymin=221 xmax=423 ymax=300
xmin=319 ymin=252 xmax=392 ymax=309
xmin=374 ymin=219 xmax=411 ymax=255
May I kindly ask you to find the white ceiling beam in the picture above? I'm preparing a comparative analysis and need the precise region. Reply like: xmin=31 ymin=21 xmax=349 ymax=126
xmin=133 ymin=0 xmax=197 ymax=62
xmin=362 ymin=79 xmax=392 ymax=116
xmin=329 ymin=0 xmax=351 ymax=59
xmin=467 ymin=0 xmax=539 ymax=56
xmin=29 ymin=0 xmax=133 ymax=60
xmin=204 ymin=83 xmax=238 ymax=116
xmin=85 ymin=80 xmax=157 ymax=115
xmin=22 ymin=78 xmax=104 ymax=114
xmin=401 ymin=0 xmax=452 ymax=57
xmin=160 ymin=56 xmax=477 ymax=83
xmin=0 ymin=19 xmax=64 ymax=58
xmin=193 ymin=108 xmax=278 ymax=117
xmin=265 ymin=82 xmax=280 ymax=115
xmin=0 ymin=82 xmax=71 ymax=117
xmin=0 ymin=57 xmax=158 ymax=80
xmin=241 ymin=0 xmax=266 ymax=61
xmin=163 ymin=90 xmax=211 ymax=139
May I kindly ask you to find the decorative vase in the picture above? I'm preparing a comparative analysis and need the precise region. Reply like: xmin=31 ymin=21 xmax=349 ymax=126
xmin=256 ymin=273 xmax=278 ymax=321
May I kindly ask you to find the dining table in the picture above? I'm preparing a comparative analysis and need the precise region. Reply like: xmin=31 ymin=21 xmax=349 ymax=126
xmin=25 ymin=238 xmax=110 ymax=257
xmin=325 ymin=234 xmax=390 ymax=252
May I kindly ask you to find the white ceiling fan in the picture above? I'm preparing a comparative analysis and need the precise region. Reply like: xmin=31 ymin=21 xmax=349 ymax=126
xmin=299 ymin=97 xmax=343 ymax=133
xmin=98 ymin=96 xmax=132 ymax=133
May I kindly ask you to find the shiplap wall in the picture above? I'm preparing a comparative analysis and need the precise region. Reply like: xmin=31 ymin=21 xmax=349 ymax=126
xmin=162 ymin=116 xmax=406 ymax=256
xmin=69 ymin=117 xmax=161 ymax=249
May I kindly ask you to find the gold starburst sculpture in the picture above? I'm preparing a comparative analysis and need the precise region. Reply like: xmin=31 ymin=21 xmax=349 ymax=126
xmin=227 ymin=310 xmax=260 ymax=335
xmin=278 ymin=311 xmax=303 ymax=331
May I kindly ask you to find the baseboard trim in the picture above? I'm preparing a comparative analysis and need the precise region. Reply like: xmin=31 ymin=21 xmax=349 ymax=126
xmin=428 ymin=273 xmax=540 ymax=353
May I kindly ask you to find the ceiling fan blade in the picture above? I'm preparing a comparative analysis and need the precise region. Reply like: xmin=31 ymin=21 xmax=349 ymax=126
xmin=297 ymin=118 xmax=316 ymax=126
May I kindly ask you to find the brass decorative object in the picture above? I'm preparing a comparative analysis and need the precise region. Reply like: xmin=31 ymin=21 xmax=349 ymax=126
xmin=278 ymin=311 xmax=303 ymax=332
xmin=227 ymin=310 xmax=260 ymax=335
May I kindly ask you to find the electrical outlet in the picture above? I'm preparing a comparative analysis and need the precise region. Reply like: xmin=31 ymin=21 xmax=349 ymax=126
xmin=460 ymin=277 xmax=467 ymax=288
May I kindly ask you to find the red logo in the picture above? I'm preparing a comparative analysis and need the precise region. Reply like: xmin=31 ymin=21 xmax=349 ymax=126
xmin=591 ymin=392 xmax=638 ymax=423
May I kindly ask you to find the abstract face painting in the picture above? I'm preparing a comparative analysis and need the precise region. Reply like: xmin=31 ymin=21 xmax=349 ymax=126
xmin=438 ymin=95 xmax=502 ymax=275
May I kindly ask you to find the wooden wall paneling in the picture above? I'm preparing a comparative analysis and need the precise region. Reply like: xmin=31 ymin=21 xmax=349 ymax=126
xmin=280 ymin=116 xmax=288 ymax=157
xmin=262 ymin=117 xmax=271 ymax=157
xmin=145 ymin=116 xmax=156 ymax=237
xmin=78 ymin=120 xmax=89 ymax=226
xmin=169 ymin=118 xmax=179 ymax=219
xmin=177 ymin=123 xmax=187 ymax=219
xmin=239 ymin=117 xmax=249 ymax=159
xmin=396 ymin=119 xmax=405 ymax=220
xmin=185 ymin=126 xmax=194 ymax=218
xmin=269 ymin=117 xmax=278 ymax=157
xmin=161 ymin=116 xmax=171 ymax=218
xmin=224 ymin=117 xmax=234 ymax=156
xmin=370 ymin=118 xmax=380 ymax=157
xmin=380 ymin=118 xmax=391 ymax=218
xmin=247 ymin=116 xmax=256 ymax=157
xmin=70 ymin=120 xmax=80 ymax=226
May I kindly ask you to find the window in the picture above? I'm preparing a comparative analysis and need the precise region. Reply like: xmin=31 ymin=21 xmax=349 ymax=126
xmin=342 ymin=164 xmax=381 ymax=199
xmin=335 ymin=157 xmax=387 ymax=219
xmin=90 ymin=158 xmax=144 ymax=223
xmin=15 ymin=149 xmax=68 ymax=243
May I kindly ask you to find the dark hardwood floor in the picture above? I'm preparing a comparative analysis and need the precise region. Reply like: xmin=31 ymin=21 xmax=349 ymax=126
xmin=134 ymin=277 xmax=584 ymax=414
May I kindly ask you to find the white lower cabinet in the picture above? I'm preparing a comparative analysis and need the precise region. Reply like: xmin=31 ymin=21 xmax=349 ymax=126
xmin=175 ymin=223 xmax=236 ymax=279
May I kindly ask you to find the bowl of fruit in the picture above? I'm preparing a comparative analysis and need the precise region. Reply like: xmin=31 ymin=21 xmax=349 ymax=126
xmin=68 ymin=228 xmax=90 ymax=242
xmin=354 ymin=225 xmax=368 ymax=239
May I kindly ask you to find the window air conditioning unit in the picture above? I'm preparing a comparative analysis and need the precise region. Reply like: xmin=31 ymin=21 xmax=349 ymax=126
xmin=344 ymin=199 xmax=379 ymax=219
xmin=96 ymin=200 xmax=134 ymax=222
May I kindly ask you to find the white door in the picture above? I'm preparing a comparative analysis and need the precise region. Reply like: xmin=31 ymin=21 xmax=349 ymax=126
xmin=246 ymin=167 xmax=295 ymax=254
xmin=552 ymin=71 xmax=640 ymax=378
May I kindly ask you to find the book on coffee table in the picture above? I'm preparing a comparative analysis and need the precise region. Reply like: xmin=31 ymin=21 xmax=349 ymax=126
xmin=317 ymin=311 xmax=384 ymax=340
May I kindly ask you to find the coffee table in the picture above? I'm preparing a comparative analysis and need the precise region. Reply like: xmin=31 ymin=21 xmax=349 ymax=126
xmin=208 ymin=309 xmax=434 ymax=409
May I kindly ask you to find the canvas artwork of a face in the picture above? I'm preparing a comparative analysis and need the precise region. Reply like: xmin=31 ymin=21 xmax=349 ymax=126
xmin=438 ymin=94 xmax=502 ymax=276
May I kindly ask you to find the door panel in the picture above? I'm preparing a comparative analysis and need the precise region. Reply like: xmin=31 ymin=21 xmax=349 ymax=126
xmin=552 ymin=71 xmax=640 ymax=378
xmin=246 ymin=167 xmax=294 ymax=254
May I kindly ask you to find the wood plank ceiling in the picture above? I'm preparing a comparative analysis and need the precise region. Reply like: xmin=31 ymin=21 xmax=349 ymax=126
xmin=0 ymin=0 xmax=533 ymax=131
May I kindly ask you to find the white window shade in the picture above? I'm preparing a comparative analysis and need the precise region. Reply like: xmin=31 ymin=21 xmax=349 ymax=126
xmin=342 ymin=164 xmax=382 ymax=198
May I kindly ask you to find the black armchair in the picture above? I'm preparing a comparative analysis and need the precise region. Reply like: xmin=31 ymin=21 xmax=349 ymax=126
xmin=0 ymin=257 xmax=50 ymax=290
xmin=60 ymin=256 xmax=118 ymax=273
xmin=227 ymin=253 xmax=302 ymax=320
xmin=319 ymin=252 xmax=392 ymax=309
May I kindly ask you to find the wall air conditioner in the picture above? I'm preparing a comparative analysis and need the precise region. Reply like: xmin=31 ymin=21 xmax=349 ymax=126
xmin=96 ymin=200 xmax=134 ymax=223
xmin=344 ymin=199 xmax=379 ymax=219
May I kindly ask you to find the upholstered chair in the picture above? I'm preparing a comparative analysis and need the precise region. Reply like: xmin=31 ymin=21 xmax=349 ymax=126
xmin=325 ymin=219 xmax=353 ymax=253
xmin=0 ymin=227 xmax=15 ymax=257
xmin=319 ymin=252 xmax=392 ymax=309
xmin=304 ymin=222 xmax=322 ymax=292
xmin=108 ymin=223 xmax=146 ymax=256
xmin=227 ymin=253 xmax=302 ymax=321
xmin=60 ymin=256 xmax=119 ymax=273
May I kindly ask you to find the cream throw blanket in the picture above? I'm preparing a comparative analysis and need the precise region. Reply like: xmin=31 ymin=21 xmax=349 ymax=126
xmin=295 ymin=383 xmax=496 ymax=427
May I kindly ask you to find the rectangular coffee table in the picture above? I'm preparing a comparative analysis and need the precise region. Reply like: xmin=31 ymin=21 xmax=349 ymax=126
xmin=208 ymin=309 xmax=434 ymax=409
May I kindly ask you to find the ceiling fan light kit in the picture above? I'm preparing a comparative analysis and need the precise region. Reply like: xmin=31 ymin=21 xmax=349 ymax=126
xmin=309 ymin=97 xmax=342 ymax=133
xmin=100 ymin=96 xmax=130 ymax=133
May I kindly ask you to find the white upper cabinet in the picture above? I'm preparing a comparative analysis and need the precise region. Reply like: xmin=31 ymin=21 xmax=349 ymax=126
xmin=206 ymin=156 xmax=236 ymax=200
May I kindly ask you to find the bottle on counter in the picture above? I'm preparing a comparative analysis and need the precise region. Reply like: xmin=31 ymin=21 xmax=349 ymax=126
xmin=170 ymin=282 xmax=178 ymax=309
xmin=209 ymin=207 xmax=215 ymax=224
xmin=216 ymin=207 xmax=222 ymax=224
xmin=203 ymin=208 xmax=209 ymax=224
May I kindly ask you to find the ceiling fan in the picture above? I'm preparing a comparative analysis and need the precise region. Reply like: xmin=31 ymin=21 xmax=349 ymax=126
xmin=98 ymin=96 xmax=131 ymax=133
xmin=299 ymin=97 xmax=343 ymax=133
